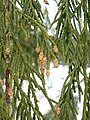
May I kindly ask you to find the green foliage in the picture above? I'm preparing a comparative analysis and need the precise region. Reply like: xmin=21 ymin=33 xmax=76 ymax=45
xmin=44 ymin=96 xmax=78 ymax=120
xmin=0 ymin=86 xmax=6 ymax=120
xmin=51 ymin=0 xmax=90 ymax=120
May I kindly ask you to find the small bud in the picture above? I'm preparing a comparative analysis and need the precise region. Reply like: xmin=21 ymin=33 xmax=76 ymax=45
xmin=8 ymin=88 xmax=13 ymax=96
xmin=35 ymin=47 xmax=40 ymax=53
xmin=42 ymin=57 xmax=47 ymax=65
xmin=39 ymin=52 xmax=44 ymax=61
xmin=56 ymin=105 xmax=60 ymax=117
xmin=46 ymin=70 xmax=50 ymax=77
xmin=37 ymin=58 xmax=40 ymax=65
xmin=0 ymin=79 xmax=4 ymax=86
xmin=53 ymin=46 xmax=58 ymax=53
xmin=6 ymin=48 xmax=10 ymax=55
xmin=44 ymin=0 xmax=49 ymax=5
xmin=40 ymin=66 xmax=45 ymax=74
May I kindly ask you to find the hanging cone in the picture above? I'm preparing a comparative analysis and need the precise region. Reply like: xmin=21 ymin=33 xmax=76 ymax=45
xmin=44 ymin=0 xmax=49 ymax=5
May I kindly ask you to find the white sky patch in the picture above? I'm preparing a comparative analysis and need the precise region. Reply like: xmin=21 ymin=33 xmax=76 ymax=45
xmin=39 ymin=0 xmax=58 ymax=22
xmin=16 ymin=1 xmax=22 ymax=10
xmin=38 ymin=0 xmax=58 ymax=35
